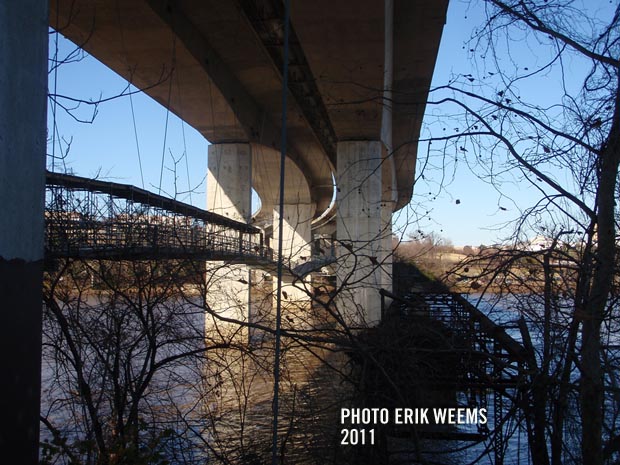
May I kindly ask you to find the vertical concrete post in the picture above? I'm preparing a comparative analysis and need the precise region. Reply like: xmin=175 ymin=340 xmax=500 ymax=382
xmin=336 ymin=141 xmax=388 ymax=326
xmin=206 ymin=143 xmax=252 ymax=341
xmin=272 ymin=202 xmax=314 ymax=311
xmin=207 ymin=143 xmax=252 ymax=222
xmin=0 ymin=0 xmax=48 ymax=462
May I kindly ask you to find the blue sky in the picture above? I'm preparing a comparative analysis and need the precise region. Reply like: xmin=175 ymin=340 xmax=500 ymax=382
xmin=47 ymin=0 xmax=602 ymax=247
xmin=47 ymin=38 xmax=209 ymax=205
xmin=404 ymin=0 xmax=523 ymax=246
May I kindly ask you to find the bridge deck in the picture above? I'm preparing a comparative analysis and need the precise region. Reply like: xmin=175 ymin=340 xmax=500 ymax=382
xmin=45 ymin=171 xmax=275 ymax=265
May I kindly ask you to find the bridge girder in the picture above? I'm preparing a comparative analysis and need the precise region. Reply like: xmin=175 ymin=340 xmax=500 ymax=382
xmin=49 ymin=0 xmax=447 ymax=215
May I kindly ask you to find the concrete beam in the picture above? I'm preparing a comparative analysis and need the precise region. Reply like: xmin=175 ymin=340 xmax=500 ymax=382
xmin=0 ymin=0 xmax=48 ymax=462
xmin=147 ymin=0 xmax=264 ymax=144
xmin=148 ymin=0 xmax=335 ymax=218
xmin=290 ymin=0 xmax=385 ymax=142
xmin=237 ymin=0 xmax=337 ymax=164
xmin=392 ymin=0 xmax=449 ymax=210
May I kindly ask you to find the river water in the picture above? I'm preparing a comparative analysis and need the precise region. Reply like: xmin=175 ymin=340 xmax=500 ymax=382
xmin=41 ymin=289 xmax=619 ymax=464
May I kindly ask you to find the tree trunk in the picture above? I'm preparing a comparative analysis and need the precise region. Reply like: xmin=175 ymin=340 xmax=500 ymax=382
xmin=580 ymin=82 xmax=620 ymax=465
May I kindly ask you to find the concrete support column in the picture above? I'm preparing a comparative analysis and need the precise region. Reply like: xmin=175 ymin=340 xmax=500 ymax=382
xmin=336 ymin=141 xmax=392 ymax=326
xmin=0 ymin=0 xmax=48 ymax=462
xmin=207 ymin=143 xmax=252 ymax=221
xmin=273 ymin=203 xmax=314 ymax=310
xmin=206 ymin=143 xmax=251 ymax=342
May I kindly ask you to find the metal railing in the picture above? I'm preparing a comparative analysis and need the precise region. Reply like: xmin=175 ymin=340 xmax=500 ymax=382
xmin=380 ymin=286 xmax=527 ymax=462
xmin=44 ymin=171 xmax=274 ymax=264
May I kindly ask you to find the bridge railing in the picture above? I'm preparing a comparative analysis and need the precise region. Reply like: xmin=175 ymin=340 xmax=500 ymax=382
xmin=44 ymin=172 xmax=274 ymax=263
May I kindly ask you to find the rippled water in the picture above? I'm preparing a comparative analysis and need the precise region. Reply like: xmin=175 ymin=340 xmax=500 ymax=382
xmin=43 ymin=289 xmax=619 ymax=465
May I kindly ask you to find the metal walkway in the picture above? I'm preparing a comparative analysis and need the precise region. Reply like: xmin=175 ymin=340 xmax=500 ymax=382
xmin=382 ymin=264 xmax=530 ymax=464
xmin=45 ymin=171 xmax=275 ymax=265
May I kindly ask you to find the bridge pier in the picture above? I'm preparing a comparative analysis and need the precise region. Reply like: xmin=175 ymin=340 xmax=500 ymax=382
xmin=206 ymin=143 xmax=252 ymax=341
xmin=273 ymin=202 xmax=314 ymax=311
xmin=336 ymin=141 xmax=393 ymax=327
xmin=206 ymin=142 xmax=318 ymax=340
xmin=252 ymin=144 xmax=317 ymax=322
xmin=0 ymin=0 xmax=48 ymax=462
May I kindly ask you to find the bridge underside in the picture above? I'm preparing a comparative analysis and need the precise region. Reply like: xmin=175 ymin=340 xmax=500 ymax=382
xmin=49 ymin=0 xmax=448 ymax=325
xmin=50 ymin=0 xmax=447 ymax=216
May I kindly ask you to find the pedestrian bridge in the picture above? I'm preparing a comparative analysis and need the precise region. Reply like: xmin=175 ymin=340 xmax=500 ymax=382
xmin=45 ymin=171 xmax=273 ymax=265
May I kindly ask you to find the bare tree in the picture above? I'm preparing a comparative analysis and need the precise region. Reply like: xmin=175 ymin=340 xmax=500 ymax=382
xmin=420 ymin=1 xmax=620 ymax=464
xmin=41 ymin=257 xmax=240 ymax=465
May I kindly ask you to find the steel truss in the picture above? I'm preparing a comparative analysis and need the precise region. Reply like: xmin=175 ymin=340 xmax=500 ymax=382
xmin=44 ymin=171 xmax=274 ymax=264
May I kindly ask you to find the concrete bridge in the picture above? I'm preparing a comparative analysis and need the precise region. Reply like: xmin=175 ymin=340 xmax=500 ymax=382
xmin=48 ymin=0 xmax=448 ymax=324
xmin=0 ymin=0 xmax=447 ymax=461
